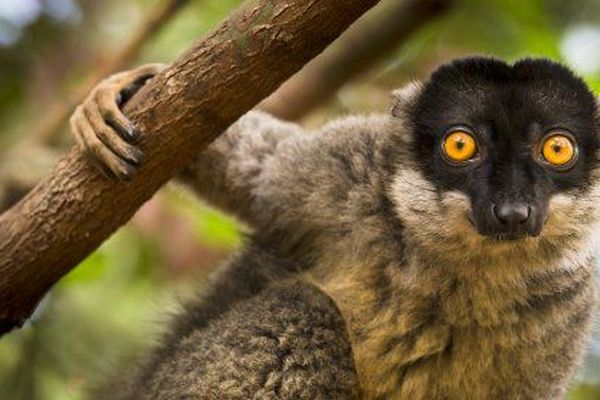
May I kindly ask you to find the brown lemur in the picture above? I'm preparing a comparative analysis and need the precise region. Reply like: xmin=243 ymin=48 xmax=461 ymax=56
xmin=70 ymin=57 xmax=600 ymax=399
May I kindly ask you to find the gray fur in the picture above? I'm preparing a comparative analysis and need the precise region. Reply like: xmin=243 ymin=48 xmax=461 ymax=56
xmin=103 ymin=266 xmax=359 ymax=399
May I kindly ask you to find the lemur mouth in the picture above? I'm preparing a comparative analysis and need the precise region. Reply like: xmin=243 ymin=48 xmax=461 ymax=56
xmin=467 ymin=215 xmax=537 ymax=241
xmin=488 ymin=232 xmax=529 ymax=241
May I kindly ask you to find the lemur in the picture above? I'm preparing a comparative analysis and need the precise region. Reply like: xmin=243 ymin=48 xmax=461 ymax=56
xmin=70 ymin=57 xmax=600 ymax=399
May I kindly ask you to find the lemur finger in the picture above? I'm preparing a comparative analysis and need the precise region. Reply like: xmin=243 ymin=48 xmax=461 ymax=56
xmin=117 ymin=82 xmax=144 ymax=107
xmin=74 ymin=116 xmax=138 ymax=182
xmin=70 ymin=106 xmax=93 ymax=153
xmin=94 ymin=85 xmax=139 ymax=142
xmin=95 ymin=64 xmax=167 ymax=139
xmin=83 ymin=101 xmax=144 ymax=166
xmin=86 ymin=148 xmax=120 ymax=181
xmin=131 ymin=63 xmax=167 ymax=78
xmin=116 ymin=63 xmax=167 ymax=106
xmin=71 ymin=111 xmax=118 ymax=180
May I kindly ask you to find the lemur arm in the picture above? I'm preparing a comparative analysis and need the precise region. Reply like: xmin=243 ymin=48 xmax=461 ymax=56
xmin=71 ymin=65 xmax=397 ymax=237
xmin=175 ymin=110 xmax=306 ymax=225
xmin=70 ymin=65 xmax=306 ymax=227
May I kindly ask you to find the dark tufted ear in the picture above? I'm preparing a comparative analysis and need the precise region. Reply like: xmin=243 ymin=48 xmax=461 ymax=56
xmin=390 ymin=81 xmax=423 ymax=119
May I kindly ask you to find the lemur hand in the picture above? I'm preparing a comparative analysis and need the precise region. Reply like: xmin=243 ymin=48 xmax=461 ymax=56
xmin=70 ymin=63 xmax=166 ymax=181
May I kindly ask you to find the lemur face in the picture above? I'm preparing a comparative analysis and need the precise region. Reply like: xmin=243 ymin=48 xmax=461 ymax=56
xmin=410 ymin=58 xmax=600 ymax=240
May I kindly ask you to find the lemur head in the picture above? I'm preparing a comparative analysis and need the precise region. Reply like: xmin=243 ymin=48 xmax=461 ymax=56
xmin=390 ymin=57 xmax=600 ymax=258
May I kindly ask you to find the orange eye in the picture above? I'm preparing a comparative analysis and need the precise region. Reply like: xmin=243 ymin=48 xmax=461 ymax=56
xmin=443 ymin=130 xmax=478 ymax=163
xmin=541 ymin=133 xmax=576 ymax=168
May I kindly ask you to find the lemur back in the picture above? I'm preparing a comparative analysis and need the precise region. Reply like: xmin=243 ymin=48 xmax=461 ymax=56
xmin=98 ymin=246 xmax=359 ymax=399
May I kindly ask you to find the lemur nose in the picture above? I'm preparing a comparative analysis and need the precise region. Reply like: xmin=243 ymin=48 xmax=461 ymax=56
xmin=493 ymin=202 xmax=530 ymax=226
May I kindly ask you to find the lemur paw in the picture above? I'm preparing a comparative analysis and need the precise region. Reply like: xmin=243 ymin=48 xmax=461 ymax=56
xmin=70 ymin=63 xmax=166 ymax=181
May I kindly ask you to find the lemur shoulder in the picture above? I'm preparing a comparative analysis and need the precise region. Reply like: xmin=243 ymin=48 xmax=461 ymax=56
xmin=71 ymin=57 xmax=600 ymax=399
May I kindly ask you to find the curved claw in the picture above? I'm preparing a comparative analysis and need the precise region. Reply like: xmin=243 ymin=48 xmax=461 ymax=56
xmin=70 ymin=63 xmax=167 ymax=181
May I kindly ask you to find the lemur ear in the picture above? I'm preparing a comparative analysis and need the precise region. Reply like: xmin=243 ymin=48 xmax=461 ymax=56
xmin=390 ymin=81 xmax=424 ymax=119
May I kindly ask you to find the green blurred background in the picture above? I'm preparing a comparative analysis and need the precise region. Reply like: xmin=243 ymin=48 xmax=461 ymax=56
xmin=0 ymin=0 xmax=599 ymax=399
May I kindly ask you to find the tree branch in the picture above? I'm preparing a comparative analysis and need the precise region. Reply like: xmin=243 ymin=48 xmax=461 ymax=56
xmin=0 ymin=0 xmax=380 ymax=336
xmin=259 ymin=0 xmax=452 ymax=120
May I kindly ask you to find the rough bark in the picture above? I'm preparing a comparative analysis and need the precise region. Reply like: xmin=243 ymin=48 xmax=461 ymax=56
xmin=259 ymin=0 xmax=452 ymax=120
xmin=0 ymin=0 xmax=380 ymax=335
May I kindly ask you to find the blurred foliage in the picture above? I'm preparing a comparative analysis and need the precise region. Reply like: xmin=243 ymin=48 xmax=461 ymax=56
xmin=0 ymin=186 xmax=241 ymax=399
xmin=0 ymin=0 xmax=599 ymax=399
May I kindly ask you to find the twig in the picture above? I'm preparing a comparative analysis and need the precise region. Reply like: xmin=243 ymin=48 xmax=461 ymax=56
xmin=259 ymin=0 xmax=453 ymax=120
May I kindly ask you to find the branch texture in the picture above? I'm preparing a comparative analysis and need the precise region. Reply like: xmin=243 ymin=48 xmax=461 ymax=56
xmin=0 ymin=0 xmax=380 ymax=335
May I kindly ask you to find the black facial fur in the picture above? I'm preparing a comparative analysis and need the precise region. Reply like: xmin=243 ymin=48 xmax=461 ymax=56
xmin=409 ymin=57 xmax=599 ymax=239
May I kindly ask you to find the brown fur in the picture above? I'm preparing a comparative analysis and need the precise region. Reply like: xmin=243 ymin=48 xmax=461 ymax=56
xmin=196 ymin=106 xmax=599 ymax=399
xmin=73 ymin=65 xmax=600 ymax=399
